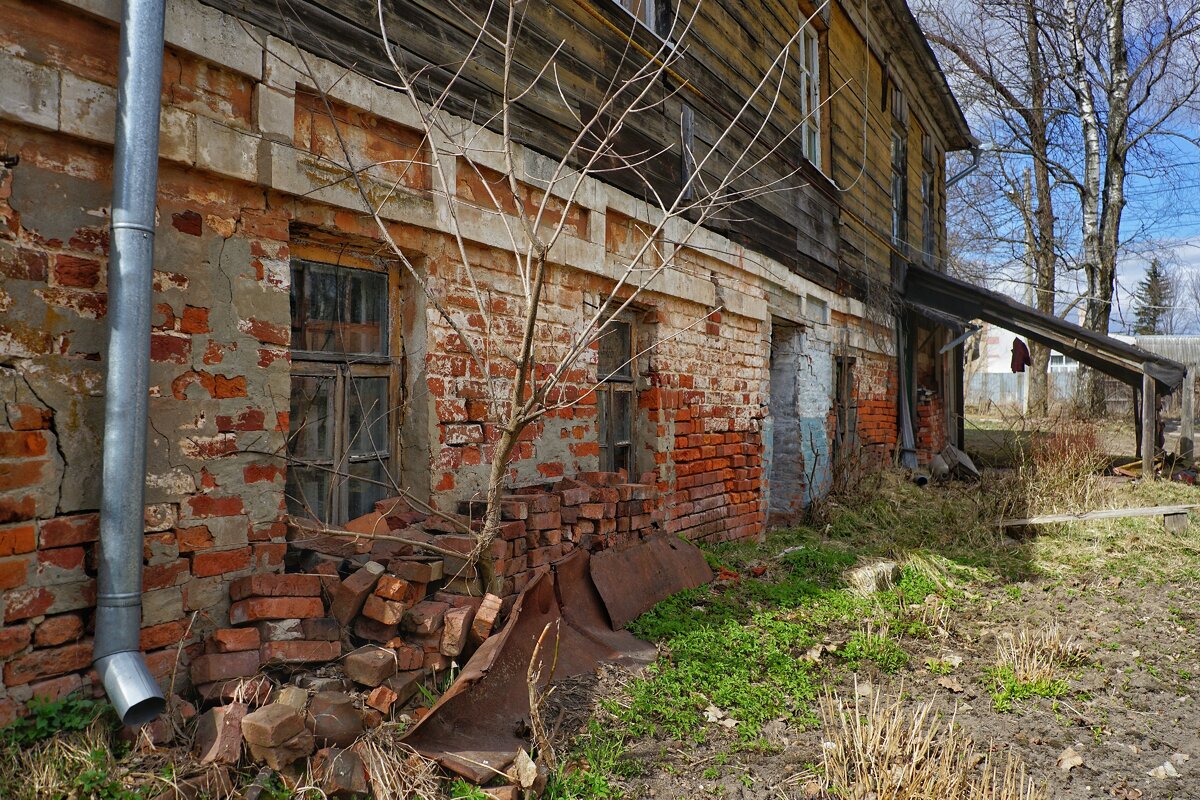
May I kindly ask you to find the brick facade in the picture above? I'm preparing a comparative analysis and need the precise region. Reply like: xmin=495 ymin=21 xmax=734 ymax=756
xmin=0 ymin=0 xmax=954 ymax=721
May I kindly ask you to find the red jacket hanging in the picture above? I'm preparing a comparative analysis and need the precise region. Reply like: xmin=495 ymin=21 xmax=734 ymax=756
xmin=1010 ymin=338 xmax=1032 ymax=373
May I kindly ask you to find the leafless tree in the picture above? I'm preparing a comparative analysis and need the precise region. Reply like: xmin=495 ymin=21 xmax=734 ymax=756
xmin=264 ymin=0 xmax=836 ymax=583
xmin=920 ymin=0 xmax=1067 ymax=416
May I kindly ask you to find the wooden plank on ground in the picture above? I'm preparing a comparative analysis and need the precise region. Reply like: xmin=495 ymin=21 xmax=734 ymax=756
xmin=1001 ymin=504 xmax=1200 ymax=528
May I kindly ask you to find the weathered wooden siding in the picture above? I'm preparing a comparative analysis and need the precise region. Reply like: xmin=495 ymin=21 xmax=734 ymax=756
xmin=200 ymin=0 xmax=963 ymax=298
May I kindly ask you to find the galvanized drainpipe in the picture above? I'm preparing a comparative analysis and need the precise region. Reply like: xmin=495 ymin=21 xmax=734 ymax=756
xmin=94 ymin=0 xmax=168 ymax=726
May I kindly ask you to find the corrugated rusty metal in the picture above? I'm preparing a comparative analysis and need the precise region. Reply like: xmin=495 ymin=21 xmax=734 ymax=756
xmin=589 ymin=535 xmax=714 ymax=630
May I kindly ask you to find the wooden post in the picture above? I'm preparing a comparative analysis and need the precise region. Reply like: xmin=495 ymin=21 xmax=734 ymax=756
xmin=1181 ymin=367 xmax=1195 ymax=461
xmin=1142 ymin=366 xmax=1156 ymax=480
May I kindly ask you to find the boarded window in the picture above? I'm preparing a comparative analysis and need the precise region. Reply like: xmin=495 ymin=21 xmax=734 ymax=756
xmin=597 ymin=316 xmax=636 ymax=476
xmin=287 ymin=258 xmax=397 ymax=524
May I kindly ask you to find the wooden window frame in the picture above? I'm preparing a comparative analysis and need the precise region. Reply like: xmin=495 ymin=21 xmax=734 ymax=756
xmin=287 ymin=256 xmax=403 ymax=525
xmin=891 ymin=130 xmax=908 ymax=250
xmin=597 ymin=315 xmax=638 ymax=476
xmin=799 ymin=22 xmax=823 ymax=170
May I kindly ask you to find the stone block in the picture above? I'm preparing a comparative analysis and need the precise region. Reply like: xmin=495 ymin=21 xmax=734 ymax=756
xmin=313 ymin=746 xmax=369 ymax=798
xmin=247 ymin=728 xmax=313 ymax=770
xmin=0 ymin=53 xmax=58 ymax=130
xmin=306 ymin=691 xmax=363 ymax=748
xmin=384 ymin=669 xmax=426 ymax=706
xmin=352 ymin=616 xmax=398 ymax=643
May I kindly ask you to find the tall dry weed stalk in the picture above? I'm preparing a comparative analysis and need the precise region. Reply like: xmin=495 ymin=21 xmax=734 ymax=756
xmin=820 ymin=682 xmax=1047 ymax=800
xmin=999 ymin=416 xmax=1111 ymax=517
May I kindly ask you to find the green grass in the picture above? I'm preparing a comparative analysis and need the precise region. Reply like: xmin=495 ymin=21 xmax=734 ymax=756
xmin=985 ymin=666 xmax=1069 ymax=712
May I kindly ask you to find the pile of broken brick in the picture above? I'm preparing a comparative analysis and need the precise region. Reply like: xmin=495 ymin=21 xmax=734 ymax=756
xmin=184 ymin=472 xmax=663 ymax=797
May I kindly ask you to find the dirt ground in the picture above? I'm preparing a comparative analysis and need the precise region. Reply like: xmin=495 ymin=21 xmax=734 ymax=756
xmin=565 ymin=567 xmax=1200 ymax=800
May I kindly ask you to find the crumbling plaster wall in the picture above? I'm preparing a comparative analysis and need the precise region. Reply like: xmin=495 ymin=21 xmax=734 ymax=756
xmin=0 ymin=0 xmax=907 ymax=723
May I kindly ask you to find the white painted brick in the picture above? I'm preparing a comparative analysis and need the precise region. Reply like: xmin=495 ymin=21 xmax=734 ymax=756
xmin=254 ymin=85 xmax=294 ymax=143
xmin=0 ymin=53 xmax=60 ymax=130
xmin=160 ymin=106 xmax=197 ymax=165
xmin=164 ymin=0 xmax=263 ymax=79
xmin=59 ymin=73 xmax=115 ymax=144
xmin=195 ymin=115 xmax=258 ymax=182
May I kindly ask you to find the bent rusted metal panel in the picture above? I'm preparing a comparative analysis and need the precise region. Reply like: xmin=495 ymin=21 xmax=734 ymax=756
xmin=589 ymin=535 xmax=714 ymax=630
xmin=401 ymin=550 xmax=658 ymax=782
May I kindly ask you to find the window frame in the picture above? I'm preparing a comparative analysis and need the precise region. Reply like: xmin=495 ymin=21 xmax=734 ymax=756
xmin=890 ymin=130 xmax=909 ymax=250
xmin=596 ymin=314 xmax=638 ymax=477
xmin=287 ymin=256 xmax=402 ymax=525
xmin=799 ymin=22 xmax=822 ymax=169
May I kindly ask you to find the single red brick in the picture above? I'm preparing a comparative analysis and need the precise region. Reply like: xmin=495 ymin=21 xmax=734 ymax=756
xmin=253 ymin=543 xmax=286 ymax=569
xmin=39 ymin=513 xmax=99 ymax=547
xmin=28 ymin=672 xmax=83 ymax=702
xmin=229 ymin=597 xmax=325 ymax=625
xmin=374 ymin=575 xmax=410 ymax=602
xmin=140 ymin=620 xmax=190 ymax=651
xmin=38 ymin=546 xmax=86 ymax=571
xmin=175 ymin=524 xmax=215 ymax=552
xmin=244 ymin=462 xmax=285 ymax=484
xmin=0 ymin=431 xmax=48 ymax=458
xmin=216 ymin=408 xmax=266 ymax=432
xmin=187 ymin=495 xmax=245 ymax=518
xmin=180 ymin=306 xmax=210 ymax=334
xmin=6 ymin=403 xmax=51 ymax=431
xmin=259 ymin=640 xmax=340 ymax=664
xmin=190 ymin=650 xmax=261 ymax=685
xmin=171 ymin=210 xmax=202 ymax=236
xmin=211 ymin=628 xmax=261 ymax=653
xmin=241 ymin=318 xmax=289 ymax=346
xmin=192 ymin=547 xmax=251 ymax=577
xmin=52 ymin=254 xmax=101 ymax=288
xmin=229 ymin=573 xmax=322 ymax=601
xmin=143 ymin=558 xmax=190 ymax=590
xmin=3 ymin=586 xmax=52 ymax=622
xmin=362 ymin=595 xmax=406 ymax=626
xmin=0 ymin=557 xmax=28 ymax=590
xmin=33 ymin=613 xmax=83 ymax=647
xmin=0 ymin=495 xmax=36 ymax=524
xmin=0 ymin=523 xmax=36 ymax=556
xmin=0 ymin=625 xmax=31 ymax=658
xmin=3 ymin=640 xmax=92 ymax=686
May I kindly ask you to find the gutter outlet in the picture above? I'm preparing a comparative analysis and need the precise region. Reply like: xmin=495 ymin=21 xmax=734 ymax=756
xmin=94 ymin=0 xmax=168 ymax=727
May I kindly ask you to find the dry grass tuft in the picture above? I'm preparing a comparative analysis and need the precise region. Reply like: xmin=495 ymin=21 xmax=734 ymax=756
xmin=995 ymin=624 xmax=1085 ymax=684
xmin=354 ymin=724 xmax=441 ymax=800
xmin=820 ymin=682 xmax=1047 ymax=800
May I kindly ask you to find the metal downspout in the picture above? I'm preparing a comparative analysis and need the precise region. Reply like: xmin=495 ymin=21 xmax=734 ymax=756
xmin=93 ymin=0 xmax=168 ymax=726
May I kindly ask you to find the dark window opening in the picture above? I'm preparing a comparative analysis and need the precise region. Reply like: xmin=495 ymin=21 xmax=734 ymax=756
xmin=597 ymin=316 xmax=636 ymax=476
xmin=287 ymin=258 xmax=397 ymax=524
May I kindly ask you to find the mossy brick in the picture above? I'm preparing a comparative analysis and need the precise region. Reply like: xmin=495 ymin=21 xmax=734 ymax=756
xmin=229 ymin=596 xmax=324 ymax=624
xmin=230 ymin=573 xmax=322 ymax=601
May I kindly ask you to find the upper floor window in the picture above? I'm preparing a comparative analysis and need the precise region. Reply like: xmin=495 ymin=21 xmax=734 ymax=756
xmin=921 ymin=135 xmax=936 ymax=266
xmin=800 ymin=24 xmax=821 ymax=168
xmin=616 ymin=0 xmax=671 ymax=38
xmin=891 ymin=131 xmax=908 ymax=249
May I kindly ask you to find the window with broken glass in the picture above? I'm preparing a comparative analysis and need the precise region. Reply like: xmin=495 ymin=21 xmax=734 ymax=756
xmin=287 ymin=258 xmax=398 ymax=524
xmin=597 ymin=316 xmax=636 ymax=476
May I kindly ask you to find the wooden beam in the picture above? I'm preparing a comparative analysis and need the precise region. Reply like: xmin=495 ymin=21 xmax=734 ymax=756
xmin=1143 ymin=365 xmax=1156 ymax=480
xmin=1181 ymin=367 xmax=1195 ymax=460
xmin=1001 ymin=504 xmax=1199 ymax=527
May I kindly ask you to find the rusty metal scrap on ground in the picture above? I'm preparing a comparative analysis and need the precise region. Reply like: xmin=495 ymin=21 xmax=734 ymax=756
xmin=402 ymin=537 xmax=713 ymax=782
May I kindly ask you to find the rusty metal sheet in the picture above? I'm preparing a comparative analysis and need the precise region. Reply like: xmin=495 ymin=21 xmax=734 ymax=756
xmin=402 ymin=550 xmax=655 ymax=782
xmin=589 ymin=535 xmax=714 ymax=629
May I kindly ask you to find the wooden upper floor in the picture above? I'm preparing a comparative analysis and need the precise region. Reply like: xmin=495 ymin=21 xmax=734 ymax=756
xmin=202 ymin=0 xmax=972 ymax=299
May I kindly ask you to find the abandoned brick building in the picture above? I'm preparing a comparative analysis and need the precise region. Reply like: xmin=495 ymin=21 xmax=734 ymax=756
xmin=0 ymin=0 xmax=973 ymax=729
